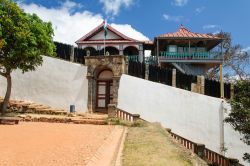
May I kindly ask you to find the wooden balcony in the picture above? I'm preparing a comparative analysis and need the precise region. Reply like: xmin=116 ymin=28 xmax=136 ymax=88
xmin=159 ymin=51 xmax=223 ymax=64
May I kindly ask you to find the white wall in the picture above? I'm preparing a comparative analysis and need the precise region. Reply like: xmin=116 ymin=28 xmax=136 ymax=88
xmin=90 ymin=29 xmax=122 ymax=40
xmin=117 ymin=74 xmax=250 ymax=165
xmin=0 ymin=56 xmax=88 ymax=112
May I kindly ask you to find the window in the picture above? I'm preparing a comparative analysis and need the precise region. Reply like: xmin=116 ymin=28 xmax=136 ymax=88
xmin=168 ymin=45 xmax=177 ymax=52
xmin=196 ymin=47 xmax=206 ymax=52
xmin=178 ymin=47 xmax=184 ymax=53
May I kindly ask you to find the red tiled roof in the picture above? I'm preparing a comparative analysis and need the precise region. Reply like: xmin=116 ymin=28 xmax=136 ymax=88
xmin=75 ymin=21 xmax=141 ymax=44
xmin=158 ymin=25 xmax=220 ymax=39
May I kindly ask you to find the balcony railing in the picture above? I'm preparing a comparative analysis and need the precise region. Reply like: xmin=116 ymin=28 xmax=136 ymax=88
xmin=126 ymin=55 xmax=158 ymax=65
xmin=159 ymin=51 xmax=223 ymax=63
xmin=126 ymin=55 xmax=139 ymax=62
xmin=126 ymin=51 xmax=222 ymax=65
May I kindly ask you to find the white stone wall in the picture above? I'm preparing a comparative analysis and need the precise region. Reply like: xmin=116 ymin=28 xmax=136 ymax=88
xmin=0 ymin=56 xmax=88 ymax=112
xmin=117 ymin=74 xmax=250 ymax=165
xmin=90 ymin=29 xmax=122 ymax=40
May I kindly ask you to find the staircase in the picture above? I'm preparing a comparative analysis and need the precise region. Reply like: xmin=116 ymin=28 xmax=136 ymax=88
xmin=0 ymin=97 xmax=108 ymax=125
xmin=0 ymin=98 xmax=68 ymax=115
xmin=172 ymin=62 xmax=205 ymax=75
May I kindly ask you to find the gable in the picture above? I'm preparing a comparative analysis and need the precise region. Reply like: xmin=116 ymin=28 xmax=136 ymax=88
xmin=89 ymin=29 xmax=123 ymax=40
xmin=76 ymin=21 xmax=140 ymax=44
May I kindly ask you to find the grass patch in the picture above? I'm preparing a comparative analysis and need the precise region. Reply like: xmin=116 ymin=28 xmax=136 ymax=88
xmin=122 ymin=123 xmax=207 ymax=166
xmin=107 ymin=118 xmax=146 ymax=127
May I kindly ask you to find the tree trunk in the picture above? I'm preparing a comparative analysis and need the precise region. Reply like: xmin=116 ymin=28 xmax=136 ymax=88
xmin=1 ymin=73 xmax=11 ymax=116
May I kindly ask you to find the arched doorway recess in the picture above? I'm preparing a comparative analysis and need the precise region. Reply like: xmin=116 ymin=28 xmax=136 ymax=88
xmin=96 ymin=69 xmax=114 ymax=109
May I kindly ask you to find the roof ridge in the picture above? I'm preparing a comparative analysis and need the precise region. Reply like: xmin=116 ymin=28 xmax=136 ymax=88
xmin=76 ymin=21 xmax=141 ymax=44
xmin=158 ymin=25 xmax=220 ymax=39
xmin=75 ymin=21 xmax=105 ymax=43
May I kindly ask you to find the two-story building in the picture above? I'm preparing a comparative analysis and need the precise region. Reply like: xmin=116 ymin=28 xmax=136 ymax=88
xmin=155 ymin=25 xmax=223 ymax=75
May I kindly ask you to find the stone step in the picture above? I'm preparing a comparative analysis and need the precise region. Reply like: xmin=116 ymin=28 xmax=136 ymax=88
xmin=26 ymin=104 xmax=45 ymax=109
xmin=19 ymin=116 xmax=107 ymax=125
xmin=1 ymin=98 xmax=108 ymax=122
xmin=0 ymin=97 xmax=68 ymax=115
xmin=28 ymin=105 xmax=51 ymax=109
xmin=33 ymin=108 xmax=67 ymax=115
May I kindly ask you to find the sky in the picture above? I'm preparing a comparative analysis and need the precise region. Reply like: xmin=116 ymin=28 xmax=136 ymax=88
xmin=16 ymin=0 xmax=250 ymax=53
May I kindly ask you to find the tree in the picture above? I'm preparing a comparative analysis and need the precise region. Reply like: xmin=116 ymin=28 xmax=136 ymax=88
xmin=206 ymin=32 xmax=249 ymax=81
xmin=225 ymin=80 xmax=250 ymax=162
xmin=0 ymin=0 xmax=55 ymax=115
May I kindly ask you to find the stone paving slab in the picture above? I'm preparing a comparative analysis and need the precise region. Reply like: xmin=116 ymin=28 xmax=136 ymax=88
xmin=86 ymin=126 xmax=126 ymax=166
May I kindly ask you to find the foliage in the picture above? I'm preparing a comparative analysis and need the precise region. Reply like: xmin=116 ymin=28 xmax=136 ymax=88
xmin=206 ymin=32 xmax=249 ymax=81
xmin=0 ymin=0 xmax=55 ymax=114
xmin=225 ymin=80 xmax=250 ymax=162
xmin=0 ymin=0 xmax=55 ymax=73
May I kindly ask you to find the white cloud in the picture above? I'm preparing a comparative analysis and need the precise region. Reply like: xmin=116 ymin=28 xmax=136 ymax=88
xmin=111 ymin=23 xmax=149 ymax=41
xmin=242 ymin=46 xmax=250 ymax=53
xmin=99 ymin=0 xmax=133 ymax=17
xmin=19 ymin=1 xmax=148 ymax=45
xmin=172 ymin=0 xmax=188 ymax=7
xmin=195 ymin=6 xmax=205 ymax=14
xmin=212 ymin=30 xmax=220 ymax=35
xmin=59 ymin=0 xmax=83 ymax=11
xmin=203 ymin=24 xmax=219 ymax=29
xmin=163 ymin=14 xmax=182 ymax=22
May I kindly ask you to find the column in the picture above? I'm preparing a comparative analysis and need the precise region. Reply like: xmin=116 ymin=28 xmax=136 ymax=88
xmin=70 ymin=45 xmax=74 ymax=62
xmin=119 ymin=50 xmax=123 ymax=56
xmin=220 ymin=64 xmax=224 ymax=98
xmin=119 ymin=45 xmax=123 ymax=56
xmin=157 ymin=38 xmax=159 ymax=66
xmin=112 ymin=76 xmax=120 ymax=105
xmin=87 ymin=75 xmax=94 ymax=113
xmin=172 ymin=69 xmax=176 ymax=87
xmin=200 ymin=76 xmax=205 ymax=94
xmin=145 ymin=64 xmax=149 ymax=80
xmin=139 ymin=44 xmax=143 ymax=63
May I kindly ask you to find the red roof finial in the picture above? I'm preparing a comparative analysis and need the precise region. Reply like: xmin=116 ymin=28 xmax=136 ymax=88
xmin=179 ymin=24 xmax=189 ymax=33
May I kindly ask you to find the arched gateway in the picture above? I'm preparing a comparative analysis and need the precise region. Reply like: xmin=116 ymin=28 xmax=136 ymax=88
xmin=85 ymin=56 xmax=126 ymax=113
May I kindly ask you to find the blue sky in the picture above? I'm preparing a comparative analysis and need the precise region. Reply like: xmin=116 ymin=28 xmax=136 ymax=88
xmin=17 ymin=0 xmax=250 ymax=52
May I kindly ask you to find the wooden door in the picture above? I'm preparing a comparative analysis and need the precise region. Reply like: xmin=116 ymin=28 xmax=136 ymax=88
xmin=96 ymin=80 xmax=113 ymax=108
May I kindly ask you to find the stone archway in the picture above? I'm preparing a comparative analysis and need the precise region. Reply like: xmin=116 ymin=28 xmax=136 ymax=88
xmin=85 ymin=55 xmax=127 ymax=113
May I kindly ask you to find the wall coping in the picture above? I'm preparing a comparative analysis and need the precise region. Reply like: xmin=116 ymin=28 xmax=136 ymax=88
xmin=85 ymin=55 xmax=127 ymax=59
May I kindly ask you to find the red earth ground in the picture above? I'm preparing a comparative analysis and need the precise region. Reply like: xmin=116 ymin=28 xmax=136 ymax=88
xmin=0 ymin=122 xmax=116 ymax=166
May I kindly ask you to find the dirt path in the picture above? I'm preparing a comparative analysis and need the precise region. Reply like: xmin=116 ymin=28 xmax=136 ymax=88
xmin=0 ymin=122 xmax=116 ymax=166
